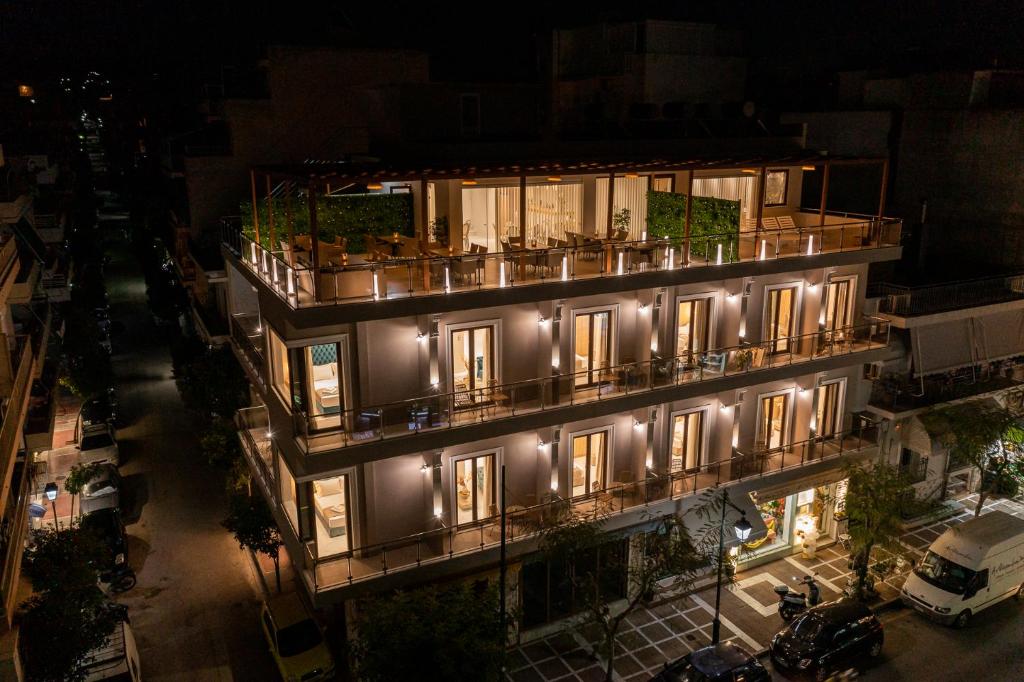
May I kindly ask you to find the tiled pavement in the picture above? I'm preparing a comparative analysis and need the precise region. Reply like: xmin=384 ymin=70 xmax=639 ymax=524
xmin=506 ymin=492 xmax=1024 ymax=682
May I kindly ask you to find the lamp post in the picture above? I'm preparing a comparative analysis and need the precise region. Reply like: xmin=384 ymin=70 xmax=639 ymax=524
xmin=44 ymin=482 xmax=59 ymax=529
xmin=712 ymin=488 xmax=753 ymax=644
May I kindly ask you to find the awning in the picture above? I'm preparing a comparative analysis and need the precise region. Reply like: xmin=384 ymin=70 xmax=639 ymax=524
xmin=748 ymin=467 xmax=849 ymax=503
xmin=911 ymin=311 xmax=1024 ymax=377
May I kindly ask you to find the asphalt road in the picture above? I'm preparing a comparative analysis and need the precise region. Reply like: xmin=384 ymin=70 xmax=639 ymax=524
xmin=99 ymin=213 xmax=278 ymax=682
xmin=766 ymin=598 xmax=1024 ymax=681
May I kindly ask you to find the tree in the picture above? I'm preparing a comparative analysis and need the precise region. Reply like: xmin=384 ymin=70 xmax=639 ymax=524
xmin=64 ymin=462 xmax=101 ymax=521
xmin=174 ymin=345 xmax=248 ymax=419
xmin=350 ymin=582 xmax=506 ymax=682
xmin=537 ymin=499 xmax=712 ymax=681
xmin=22 ymin=527 xmax=108 ymax=595
xmin=842 ymin=461 xmax=913 ymax=599
xmin=923 ymin=392 xmax=1024 ymax=516
xmin=19 ymin=588 xmax=124 ymax=682
xmin=20 ymin=528 xmax=122 ymax=682
xmin=200 ymin=417 xmax=244 ymax=470
xmin=222 ymin=493 xmax=284 ymax=592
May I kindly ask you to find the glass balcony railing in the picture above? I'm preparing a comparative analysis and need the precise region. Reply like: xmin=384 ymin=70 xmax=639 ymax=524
xmin=302 ymin=416 xmax=880 ymax=593
xmin=236 ymin=406 xmax=275 ymax=502
xmin=230 ymin=313 xmax=266 ymax=387
xmin=296 ymin=319 xmax=890 ymax=454
xmin=223 ymin=214 xmax=902 ymax=309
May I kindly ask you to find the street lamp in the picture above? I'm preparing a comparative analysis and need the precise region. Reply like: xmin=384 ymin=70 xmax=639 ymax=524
xmin=712 ymin=488 xmax=753 ymax=644
xmin=44 ymin=482 xmax=59 ymax=528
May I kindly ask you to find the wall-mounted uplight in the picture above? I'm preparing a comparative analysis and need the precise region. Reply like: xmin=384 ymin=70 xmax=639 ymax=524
xmin=550 ymin=481 xmax=559 ymax=491
xmin=537 ymin=440 xmax=548 ymax=450
xmin=727 ymin=292 xmax=736 ymax=301
xmin=633 ymin=419 xmax=645 ymax=432
xmin=421 ymin=463 xmax=430 ymax=474
xmin=720 ymin=403 xmax=732 ymax=412
xmin=638 ymin=303 xmax=649 ymax=314
xmin=806 ymin=281 xmax=817 ymax=291
xmin=538 ymin=316 xmax=549 ymax=327
xmin=434 ymin=508 xmax=442 ymax=518
xmin=417 ymin=332 xmax=427 ymax=343
xmin=431 ymin=380 xmax=439 ymax=389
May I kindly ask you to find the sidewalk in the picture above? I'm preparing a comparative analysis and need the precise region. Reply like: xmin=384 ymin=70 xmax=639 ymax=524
xmin=506 ymin=493 xmax=1024 ymax=682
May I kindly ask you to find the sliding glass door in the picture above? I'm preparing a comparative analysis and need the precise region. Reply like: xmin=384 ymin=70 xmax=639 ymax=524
xmin=815 ymin=381 xmax=843 ymax=439
xmin=572 ymin=431 xmax=608 ymax=497
xmin=823 ymin=278 xmax=853 ymax=332
xmin=451 ymin=325 xmax=495 ymax=405
xmin=454 ymin=453 xmax=495 ymax=525
xmin=574 ymin=311 xmax=612 ymax=387
xmin=765 ymin=286 xmax=797 ymax=353
xmin=670 ymin=410 xmax=705 ymax=472
xmin=758 ymin=393 xmax=789 ymax=450
xmin=677 ymin=297 xmax=712 ymax=360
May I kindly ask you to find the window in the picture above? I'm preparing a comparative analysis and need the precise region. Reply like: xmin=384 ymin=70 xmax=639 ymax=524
xmin=763 ymin=169 xmax=789 ymax=207
xmin=676 ymin=296 xmax=713 ymax=359
xmin=651 ymin=175 xmax=674 ymax=193
xmin=765 ymin=286 xmax=798 ymax=353
xmin=306 ymin=342 xmax=343 ymax=416
xmin=574 ymin=310 xmax=613 ymax=387
xmin=313 ymin=474 xmax=351 ymax=556
xmin=268 ymin=327 xmax=290 ymax=406
xmin=815 ymin=380 xmax=844 ymax=438
xmin=824 ymin=277 xmax=855 ymax=332
xmin=278 ymin=453 xmax=299 ymax=534
xmin=572 ymin=430 xmax=609 ymax=496
xmin=454 ymin=453 xmax=496 ymax=524
xmin=451 ymin=325 xmax=495 ymax=405
xmin=670 ymin=409 xmax=705 ymax=472
xmin=758 ymin=393 xmax=789 ymax=449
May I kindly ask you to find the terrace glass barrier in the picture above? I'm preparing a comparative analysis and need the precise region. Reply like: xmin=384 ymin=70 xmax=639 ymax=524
xmin=230 ymin=313 xmax=266 ymax=387
xmin=295 ymin=319 xmax=890 ymax=453
xmin=236 ymin=406 xmax=276 ymax=502
xmin=302 ymin=416 xmax=879 ymax=592
xmin=223 ymin=214 xmax=902 ymax=309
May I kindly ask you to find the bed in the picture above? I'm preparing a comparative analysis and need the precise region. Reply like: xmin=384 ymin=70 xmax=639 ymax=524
xmin=313 ymin=478 xmax=347 ymax=538
xmin=312 ymin=362 xmax=341 ymax=413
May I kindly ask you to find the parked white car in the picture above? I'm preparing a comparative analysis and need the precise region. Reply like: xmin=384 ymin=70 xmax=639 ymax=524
xmin=902 ymin=509 xmax=1024 ymax=627
xmin=78 ymin=424 xmax=120 ymax=467
xmin=80 ymin=464 xmax=121 ymax=515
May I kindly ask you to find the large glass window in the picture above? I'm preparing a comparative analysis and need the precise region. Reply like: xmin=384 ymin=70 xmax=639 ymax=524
xmin=823 ymin=277 xmax=854 ymax=332
xmin=596 ymin=176 xmax=649 ymax=240
xmin=454 ymin=453 xmax=495 ymax=525
xmin=815 ymin=381 xmax=843 ymax=439
xmin=765 ymin=286 xmax=798 ymax=353
xmin=676 ymin=297 xmax=713 ymax=359
xmin=763 ymin=169 xmax=789 ymax=207
xmin=670 ymin=410 xmax=705 ymax=472
xmin=758 ymin=393 xmax=789 ymax=450
xmin=574 ymin=310 xmax=612 ymax=387
xmin=269 ymin=328 xmax=290 ymax=406
xmin=451 ymin=325 xmax=494 ymax=405
xmin=572 ymin=430 xmax=608 ymax=497
xmin=306 ymin=342 xmax=343 ymax=416
xmin=313 ymin=474 xmax=350 ymax=556
xmin=278 ymin=453 xmax=299 ymax=534
xmin=461 ymin=183 xmax=583 ymax=251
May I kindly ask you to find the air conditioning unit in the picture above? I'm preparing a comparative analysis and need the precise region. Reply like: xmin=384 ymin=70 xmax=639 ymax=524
xmin=864 ymin=362 xmax=883 ymax=380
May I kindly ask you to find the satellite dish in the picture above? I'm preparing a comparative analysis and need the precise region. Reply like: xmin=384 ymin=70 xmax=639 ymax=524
xmin=742 ymin=101 xmax=756 ymax=118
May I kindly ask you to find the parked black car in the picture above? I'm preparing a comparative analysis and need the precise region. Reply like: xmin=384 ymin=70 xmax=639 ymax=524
xmin=769 ymin=600 xmax=883 ymax=681
xmin=650 ymin=642 xmax=769 ymax=682
xmin=80 ymin=507 xmax=136 ymax=592
xmin=80 ymin=388 xmax=118 ymax=429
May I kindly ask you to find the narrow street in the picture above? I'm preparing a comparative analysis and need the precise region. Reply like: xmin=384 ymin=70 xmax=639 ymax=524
xmin=99 ymin=214 xmax=277 ymax=681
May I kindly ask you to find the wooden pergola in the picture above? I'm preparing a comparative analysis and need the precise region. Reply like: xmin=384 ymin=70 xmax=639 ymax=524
xmin=247 ymin=153 xmax=890 ymax=301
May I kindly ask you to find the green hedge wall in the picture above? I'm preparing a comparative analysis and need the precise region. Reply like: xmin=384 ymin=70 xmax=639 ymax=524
xmin=646 ymin=191 xmax=740 ymax=253
xmin=241 ymin=193 xmax=414 ymax=248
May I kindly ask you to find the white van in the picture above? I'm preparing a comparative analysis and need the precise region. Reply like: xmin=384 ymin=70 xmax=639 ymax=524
xmin=902 ymin=510 xmax=1024 ymax=628
xmin=82 ymin=619 xmax=141 ymax=681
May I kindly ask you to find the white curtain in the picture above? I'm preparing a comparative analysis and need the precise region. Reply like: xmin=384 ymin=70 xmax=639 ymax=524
xmin=692 ymin=176 xmax=757 ymax=230
xmin=596 ymin=176 xmax=649 ymax=241
xmin=490 ymin=183 xmax=583 ymax=245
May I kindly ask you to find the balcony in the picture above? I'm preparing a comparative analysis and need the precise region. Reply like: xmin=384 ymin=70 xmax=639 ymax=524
xmin=302 ymin=417 xmax=879 ymax=595
xmin=230 ymin=313 xmax=266 ymax=387
xmin=874 ymin=273 xmax=1024 ymax=317
xmin=0 ymin=337 xmax=34 ymax=505
xmin=296 ymin=319 xmax=890 ymax=455
xmin=236 ymin=406 xmax=275 ymax=502
xmin=224 ymin=213 xmax=902 ymax=312
xmin=868 ymin=366 xmax=1022 ymax=417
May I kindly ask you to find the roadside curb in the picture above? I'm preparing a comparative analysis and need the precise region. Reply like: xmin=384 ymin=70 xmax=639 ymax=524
xmin=245 ymin=547 xmax=272 ymax=597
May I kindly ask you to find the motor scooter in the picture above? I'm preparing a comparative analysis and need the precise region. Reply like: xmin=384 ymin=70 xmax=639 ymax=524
xmin=774 ymin=574 xmax=821 ymax=621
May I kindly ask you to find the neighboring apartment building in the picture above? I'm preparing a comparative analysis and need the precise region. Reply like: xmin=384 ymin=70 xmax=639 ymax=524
xmin=0 ymin=182 xmax=55 ymax=680
xmin=867 ymin=273 xmax=1024 ymax=501
xmin=221 ymin=153 xmax=901 ymax=638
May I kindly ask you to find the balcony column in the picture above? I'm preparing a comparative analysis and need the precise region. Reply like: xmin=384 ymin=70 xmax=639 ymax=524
xmin=644 ymin=407 xmax=658 ymax=474
xmin=265 ymin=174 xmax=276 ymax=251
xmin=605 ymin=171 xmax=615 ymax=238
xmin=420 ymin=175 xmax=430 ymax=252
xmin=428 ymin=314 xmax=441 ymax=388
xmin=285 ymin=181 xmax=295 ymax=251
xmin=755 ymin=166 xmax=767 ymax=240
xmin=431 ymin=451 xmax=444 ymax=524
xmin=307 ymin=179 xmax=321 ymax=303
xmin=683 ymin=170 xmax=693 ymax=266
xmin=818 ymin=161 xmax=832 ymax=227
xmin=250 ymin=170 xmax=261 ymax=245
xmin=519 ymin=174 xmax=527 ymax=280
xmin=876 ymin=158 xmax=890 ymax=243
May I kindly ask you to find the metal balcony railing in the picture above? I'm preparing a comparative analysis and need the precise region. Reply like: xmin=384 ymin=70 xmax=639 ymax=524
xmin=295 ymin=319 xmax=890 ymax=454
xmin=875 ymin=273 xmax=1024 ymax=316
xmin=230 ymin=313 xmax=266 ymax=387
xmin=223 ymin=214 xmax=902 ymax=309
xmin=236 ymin=406 xmax=275 ymax=502
xmin=301 ymin=416 xmax=879 ymax=593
